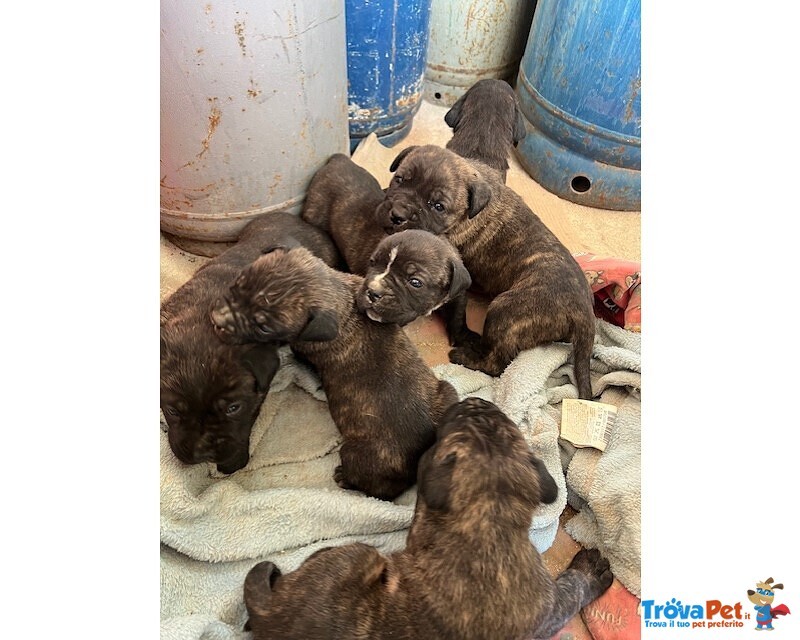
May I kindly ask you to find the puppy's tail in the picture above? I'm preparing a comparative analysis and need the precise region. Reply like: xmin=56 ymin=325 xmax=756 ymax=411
xmin=572 ymin=318 xmax=595 ymax=400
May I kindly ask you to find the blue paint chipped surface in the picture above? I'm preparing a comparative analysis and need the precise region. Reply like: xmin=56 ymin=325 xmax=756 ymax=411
xmin=345 ymin=0 xmax=432 ymax=141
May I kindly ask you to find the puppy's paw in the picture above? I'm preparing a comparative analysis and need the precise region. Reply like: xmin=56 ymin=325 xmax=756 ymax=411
xmin=449 ymin=327 xmax=482 ymax=349
xmin=448 ymin=346 xmax=480 ymax=369
xmin=333 ymin=465 xmax=356 ymax=490
xmin=448 ymin=347 xmax=505 ymax=377
xmin=569 ymin=548 xmax=613 ymax=596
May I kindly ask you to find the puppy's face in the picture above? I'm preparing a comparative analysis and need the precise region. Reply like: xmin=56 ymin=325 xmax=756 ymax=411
xmin=375 ymin=145 xmax=493 ymax=236
xmin=417 ymin=397 xmax=558 ymax=522
xmin=160 ymin=332 xmax=279 ymax=474
xmin=210 ymin=247 xmax=339 ymax=346
xmin=245 ymin=544 xmax=393 ymax=637
xmin=357 ymin=229 xmax=471 ymax=325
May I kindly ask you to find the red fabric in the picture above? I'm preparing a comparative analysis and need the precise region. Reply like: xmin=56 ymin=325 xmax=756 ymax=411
xmin=580 ymin=579 xmax=642 ymax=640
xmin=574 ymin=253 xmax=641 ymax=333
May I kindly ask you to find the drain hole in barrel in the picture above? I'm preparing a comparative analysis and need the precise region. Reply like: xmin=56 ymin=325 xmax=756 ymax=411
xmin=571 ymin=175 xmax=591 ymax=193
xmin=434 ymin=92 xmax=442 ymax=100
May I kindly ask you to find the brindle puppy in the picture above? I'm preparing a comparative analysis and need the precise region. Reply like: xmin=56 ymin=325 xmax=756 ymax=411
xmin=303 ymin=155 xmax=471 ymax=332
xmin=357 ymin=229 xmax=471 ymax=328
xmin=444 ymin=78 xmax=527 ymax=183
xmin=210 ymin=246 xmax=458 ymax=500
xmin=160 ymin=213 xmax=340 ymax=474
xmin=242 ymin=397 xmax=613 ymax=639
xmin=301 ymin=153 xmax=387 ymax=276
xmin=375 ymin=145 xmax=596 ymax=399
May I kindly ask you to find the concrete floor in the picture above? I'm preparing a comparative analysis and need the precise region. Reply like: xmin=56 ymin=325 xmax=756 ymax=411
xmin=159 ymin=98 xmax=642 ymax=639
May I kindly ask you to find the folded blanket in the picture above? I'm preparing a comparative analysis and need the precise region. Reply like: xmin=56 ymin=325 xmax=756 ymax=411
xmin=561 ymin=321 xmax=641 ymax=597
xmin=160 ymin=318 xmax=641 ymax=638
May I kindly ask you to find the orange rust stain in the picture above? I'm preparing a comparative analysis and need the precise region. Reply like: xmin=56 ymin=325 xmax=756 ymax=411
xmin=247 ymin=77 xmax=261 ymax=99
xmin=267 ymin=174 xmax=283 ymax=198
xmin=624 ymin=76 xmax=641 ymax=124
xmin=161 ymin=179 xmax=216 ymax=211
xmin=395 ymin=92 xmax=420 ymax=109
xmin=198 ymin=102 xmax=221 ymax=159
xmin=234 ymin=20 xmax=246 ymax=55
xmin=204 ymin=4 xmax=212 ymax=14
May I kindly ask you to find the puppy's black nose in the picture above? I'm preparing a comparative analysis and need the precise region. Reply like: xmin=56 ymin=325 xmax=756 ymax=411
xmin=366 ymin=288 xmax=382 ymax=302
xmin=390 ymin=214 xmax=406 ymax=226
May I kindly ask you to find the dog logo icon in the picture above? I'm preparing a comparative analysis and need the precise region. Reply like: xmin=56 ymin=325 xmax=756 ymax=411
xmin=747 ymin=577 xmax=791 ymax=631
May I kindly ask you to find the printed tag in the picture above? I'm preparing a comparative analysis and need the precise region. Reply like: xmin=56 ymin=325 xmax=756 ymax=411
xmin=560 ymin=399 xmax=617 ymax=451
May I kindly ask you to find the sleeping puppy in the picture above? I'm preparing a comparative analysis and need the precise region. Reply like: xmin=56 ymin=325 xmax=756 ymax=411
xmin=160 ymin=213 xmax=340 ymax=474
xmin=376 ymin=145 xmax=596 ymax=399
xmin=210 ymin=245 xmax=458 ymax=500
xmin=242 ymin=397 xmax=613 ymax=639
xmin=301 ymin=153 xmax=387 ymax=276
xmin=444 ymin=78 xmax=527 ymax=183
xmin=356 ymin=229 xmax=471 ymax=328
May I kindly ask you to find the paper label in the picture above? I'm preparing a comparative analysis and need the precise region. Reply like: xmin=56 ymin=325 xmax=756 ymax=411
xmin=560 ymin=399 xmax=617 ymax=451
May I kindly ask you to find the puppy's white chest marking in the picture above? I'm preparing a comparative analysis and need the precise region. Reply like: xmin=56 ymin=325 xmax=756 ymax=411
xmin=371 ymin=246 xmax=399 ymax=287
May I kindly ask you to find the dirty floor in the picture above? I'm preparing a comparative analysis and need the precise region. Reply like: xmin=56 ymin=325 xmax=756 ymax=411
xmin=159 ymin=97 xmax=642 ymax=639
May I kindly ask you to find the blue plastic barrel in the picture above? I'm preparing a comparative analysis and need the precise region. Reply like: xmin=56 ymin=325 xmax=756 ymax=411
xmin=515 ymin=0 xmax=641 ymax=210
xmin=345 ymin=0 xmax=433 ymax=150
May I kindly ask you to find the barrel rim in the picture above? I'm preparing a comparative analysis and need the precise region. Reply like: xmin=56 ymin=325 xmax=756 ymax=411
xmin=517 ymin=70 xmax=641 ymax=148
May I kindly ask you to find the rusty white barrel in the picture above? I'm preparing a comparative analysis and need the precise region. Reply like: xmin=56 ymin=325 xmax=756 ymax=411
xmin=160 ymin=0 xmax=349 ymax=246
xmin=423 ymin=0 xmax=536 ymax=107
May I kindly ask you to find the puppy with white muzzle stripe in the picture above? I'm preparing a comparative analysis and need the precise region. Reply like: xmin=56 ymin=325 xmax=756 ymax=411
xmin=211 ymin=244 xmax=459 ymax=500
xmin=302 ymin=153 xmax=474 ymax=330
xmin=357 ymin=229 xmax=472 ymax=328
xmin=376 ymin=145 xmax=596 ymax=399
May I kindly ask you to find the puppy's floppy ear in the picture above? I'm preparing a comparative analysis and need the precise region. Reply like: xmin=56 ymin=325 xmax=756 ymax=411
xmin=297 ymin=307 xmax=339 ymax=342
xmin=513 ymin=104 xmax=527 ymax=146
xmin=210 ymin=297 xmax=233 ymax=331
xmin=243 ymin=561 xmax=283 ymax=622
xmin=444 ymin=93 xmax=465 ymax=129
xmin=241 ymin=343 xmax=281 ymax=393
xmin=362 ymin=548 xmax=392 ymax=587
xmin=447 ymin=258 xmax=472 ymax=300
xmin=466 ymin=179 xmax=492 ymax=219
xmin=530 ymin=455 xmax=559 ymax=504
xmin=420 ymin=451 xmax=456 ymax=511
xmin=261 ymin=235 xmax=302 ymax=255
xmin=389 ymin=145 xmax=418 ymax=172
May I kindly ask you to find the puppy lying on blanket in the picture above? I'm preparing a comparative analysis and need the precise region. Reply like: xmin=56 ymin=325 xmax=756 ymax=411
xmin=377 ymin=145 xmax=596 ymax=399
xmin=445 ymin=78 xmax=527 ymax=183
xmin=210 ymin=245 xmax=458 ymax=500
xmin=242 ymin=397 xmax=613 ymax=640
xmin=160 ymin=213 xmax=340 ymax=474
